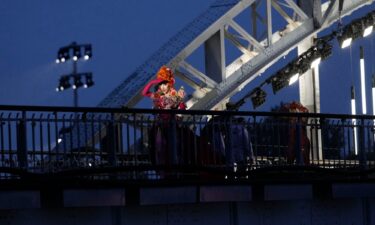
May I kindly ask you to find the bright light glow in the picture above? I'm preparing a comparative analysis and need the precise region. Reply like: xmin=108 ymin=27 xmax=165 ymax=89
xmin=61 ymin=57 xmax=66 ymax=62
xmin=341 ymin=38 xmax=352 ymax=49
xmin=58 ymin=138 xmax=63 ymax=144
xmin=360 ymin=58 xmax=367 ymax=114
xmin=363 ymin=26 xmax=373 ymax=37
xmin=60 ymin=86 xmax=64 ymax=91
xmin=84 ymin=55 xmax=90 ymax=60
xmin=55 ymin=87 xmax=59 ymax=92
xmin=73 ymin=56 xmax=78 ymax=61
xmin=351 ymin=99 xmax=356 ymax=115
xmin=72 ymin=85 xmax=77 ymax=89
xmin=351 ymin=98 xmax=358 ymax=155
xmin=289 ymin=73 xmax=299 ymax=85
xmin=192 ymin=89 xmax=206 ymax=99
xmin=55 ymin=59 xmax=60 ymax=64
xmin=185 ymin=100 xmax=194 ymax=109
xmin=84 ymin=84 xmax=88 ymax=88
xmin=310 ymin=57 xmax=321 ymax=68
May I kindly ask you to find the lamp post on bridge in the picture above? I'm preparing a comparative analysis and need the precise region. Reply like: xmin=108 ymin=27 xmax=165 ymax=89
xmin=55 ymin=42 xmax=94 ymax=107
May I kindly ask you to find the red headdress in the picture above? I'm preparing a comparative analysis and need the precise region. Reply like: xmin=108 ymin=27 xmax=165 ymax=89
xmin=142 ymin=65 xmax=175 ymax=97
xmin=156 ymin=65 xmax=175 ymax=86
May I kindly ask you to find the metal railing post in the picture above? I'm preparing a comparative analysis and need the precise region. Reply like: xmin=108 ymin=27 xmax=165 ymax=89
xmin=225 ymin=116 xmax=233 ymax=171
xmin=107 ymin=113 xmax=117 ymax=167
xmin=295 ymin=116 xmax=303 ymax=165
xmin=359 ymin=118 xmax=367 ymax=170
xmin=169 ymin=114 xmax=178 ymax=165
xmin=16 ymin=111 xmax=28 ymax=169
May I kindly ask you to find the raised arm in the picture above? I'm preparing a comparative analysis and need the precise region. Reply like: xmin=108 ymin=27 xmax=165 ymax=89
xmin=142 ymin=79 xmax=163 ymax=97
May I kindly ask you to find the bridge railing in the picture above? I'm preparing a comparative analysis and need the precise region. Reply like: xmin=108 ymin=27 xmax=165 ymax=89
xmin=0 ymin=105 xmax=374 ymax=180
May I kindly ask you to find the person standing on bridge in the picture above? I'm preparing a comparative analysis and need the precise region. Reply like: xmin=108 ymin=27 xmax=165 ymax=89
xmin=142 ymin=66 xmax=188 ymax=168
xmin=283 ymin=101 xmax=310 ymax=165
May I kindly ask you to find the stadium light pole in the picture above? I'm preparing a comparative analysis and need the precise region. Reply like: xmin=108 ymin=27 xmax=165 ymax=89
xmin=55 ymin=42 xmax=93 ymax=107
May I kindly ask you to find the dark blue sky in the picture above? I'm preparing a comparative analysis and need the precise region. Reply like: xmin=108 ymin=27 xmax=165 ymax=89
xmin=0 ymin=0 xmax=374 ymax=114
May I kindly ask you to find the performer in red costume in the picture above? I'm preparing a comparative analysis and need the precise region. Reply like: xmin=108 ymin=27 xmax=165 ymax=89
xmin=142 ymin=66 xmax=186 ymax=111
xmin=283 ymin=101 xmax=310 ymax=165
xmin=142 ymin=66 xmax=187 ymax=166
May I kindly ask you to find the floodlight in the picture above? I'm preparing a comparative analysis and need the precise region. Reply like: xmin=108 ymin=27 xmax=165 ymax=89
xmin=362 ymin=13 xmax=375 ymax=37
xmin=72 ymin=76 xmax=83 ymax=89
xmin=310 ymin=57 xmax=321 ymax=68
xmin=338 ymin=20 xmax=363 ymax=48
xmin=250 ymin=88 xmax=266 ymax=109
xmin=73 ymin=46 xmax=81 ymax=61
xmin=84 ymin=45 xmax=92 ymax=60
xmin=58 ymin=76 xmax=71 ymax=91
xmin=340 ymin=37 xmax=352 ymax=48
xmin=363 ymin=26 xmax=373 ymax=37
xmin=289 ymin=73 xmax=299 ymax=85
xmin=84 ymin=73 xmax=94 ymax=88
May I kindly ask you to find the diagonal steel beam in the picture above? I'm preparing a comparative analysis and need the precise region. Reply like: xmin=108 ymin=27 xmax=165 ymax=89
xmin=285 ymin=0 xmax=309 ymax=20
xmin=228 ymin=19 xmax=265 ymax=51
xmin=321 ymin=0 xmax=338 ymax=27
xmin=174 ymin=70 xmax=203 ymax=90
xmin=224 ymin=30 xmax=256 ymax=56
xmin=271 ymin=0 xmax=299 ymax=28
xmin=179 ymin=60 xmax=218 ymax=88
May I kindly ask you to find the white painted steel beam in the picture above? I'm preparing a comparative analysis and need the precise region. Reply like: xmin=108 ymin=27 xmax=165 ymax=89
xmin=228 ymin=19 xmax=265 ymax=52
xmin=321 ymin=0 xmax=339 ymax=27
xmin=174 ymin=70 xmax=202 ymax=90
xmin=271 ymin=0 xmax=299 ymax=28
xmin=179 ymin=60 xmax=217 ymax=89
xmin=285 ymin=0 xmax=309 ymax=20
xmin=224 ymin=30 xmax=256 ymax=56
xmin=267 ymin=0 xmax=273 ymax=46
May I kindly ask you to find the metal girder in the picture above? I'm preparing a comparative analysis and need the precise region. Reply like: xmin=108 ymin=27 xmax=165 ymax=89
xmin=321 ymin=0 xmax=338 ymax=27
xmin=179 ymin=60 xmax=217 ymax=88
xmin=174 ymin=70 xmax=202 ymax=90
xmin=271 ymin=0 xmax=299 ymax=28
xmin=322 ymin=0 xmax=374 ymax=27
xmin=205 ymin=28 xmax=226 ymax=83
xmin=224 ymin=30 xmax=255 ymax=56
xmin=190 ymin=18 xmax=316 ymax=110
xmin=228 ymin=19 xmax=265 ymax=51
xmin=168 ymin=0 xmax=256 ymax=69
xmin=267 ymin=0 xmax=273 ymax=46
xmin=189 ymin=0 xmax=372 ymax=110
xmin=285 ymin=0 xmax=309 ymax=20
